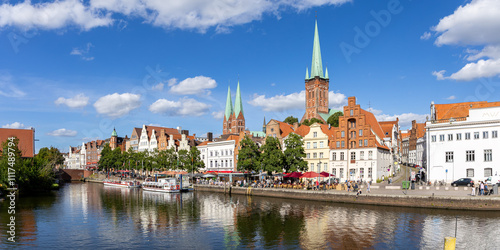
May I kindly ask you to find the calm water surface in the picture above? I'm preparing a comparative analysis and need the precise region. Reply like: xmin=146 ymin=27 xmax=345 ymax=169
xmin=1 ymin=182 xmax=500 ymax=249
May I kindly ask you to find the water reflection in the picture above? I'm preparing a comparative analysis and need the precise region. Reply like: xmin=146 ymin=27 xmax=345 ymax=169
xmin=1 ymin=183 xmax=500 ymax=249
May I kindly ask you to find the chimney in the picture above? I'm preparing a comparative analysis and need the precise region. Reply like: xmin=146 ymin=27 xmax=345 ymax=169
xmin=293 ymin=122 xmax=299 ymax=130
xmin=177 ymin=126 xmax=181 ymax=133
xmin=207 ymin=132 xmax=213 ymax=142
xmin=181 ymin=130 xmax=189 ymax=135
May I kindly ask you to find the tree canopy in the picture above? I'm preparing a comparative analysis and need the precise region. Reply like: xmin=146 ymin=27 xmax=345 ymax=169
xmin=237 ymin=135 xmax=261 ymax=173
xmin=327 ymin=111 xmax=343 ymax=127
xmin=260 ymin=136 xmax=284 ymax=174
xmin=283 ymin=133 xmax=308 ymax=173
xmin=301 ymin=118 xmax=324 ymax=126
xmin=283 ymin=116 xmax=298 ymax=125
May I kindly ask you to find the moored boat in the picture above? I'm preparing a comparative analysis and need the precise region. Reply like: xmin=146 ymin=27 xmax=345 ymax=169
xmin=103 ymin=179 xmax=141 ymax=188
xmin=142 ymin=177 xmax=180 ymax=193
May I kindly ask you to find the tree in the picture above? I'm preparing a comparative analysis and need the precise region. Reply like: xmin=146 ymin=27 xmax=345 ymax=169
xmin=260 ymin=136 xmax=284 ymax=174
xmin=111 ymin=147 xmax=124 ymax=170
xmin=237 ymin=135 xmax=261 ymax=174
xmin=283 ymin=133 xmax=307 ymax=173
xmin=177 ymin=149 xmax=189 ymax=170
xmin=98 ymin=143 xmax=112 ymax=171
xmin=327 ymin=111 xmax=343 ymax=127
xmin=283 ymin=116 xmax=298 ymax=125
xmin=186 ymin=147 xmax=204 ymax=173
xmin=302 ymin=118 xmax=324 ymax=126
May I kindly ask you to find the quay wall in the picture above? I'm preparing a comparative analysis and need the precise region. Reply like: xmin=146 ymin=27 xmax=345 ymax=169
xmin=194 ymin=185 xmax=500 ymax=211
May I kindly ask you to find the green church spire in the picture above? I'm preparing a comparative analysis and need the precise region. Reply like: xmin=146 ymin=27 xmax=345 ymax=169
xmin=305 ymin=67 xmax=309 ymax=80
xmin=325 ymin=66 xmax=329 ymax=79
xmin=310 ymin=20 xmax=324 ymax=78
xmin=224 ymin=86 xmax=233 ymax=120
xmin=234 ymin=81 xmax=244 ymax=117
xmin=111 ymin=128 xmax=117 ymax=137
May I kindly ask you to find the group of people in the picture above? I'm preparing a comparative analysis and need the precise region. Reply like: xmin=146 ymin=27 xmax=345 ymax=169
xmin=471 ymin=181 xmax=492 ymax=196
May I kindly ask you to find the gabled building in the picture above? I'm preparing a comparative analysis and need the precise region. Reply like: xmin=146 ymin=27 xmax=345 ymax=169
xmin=265 ymin=119 xmax=295 ymax=143
xmin=223 ymin=82 xmax=245 ymax=135
xmin=0 ymin=127 xmax=35 ymax=158
xmin=129 ymin=125 xmax=196 ymax=152
xmin=426 ymin=101 xmax=500 ymax=182
xmin=409 ymin=120 xmax=426 ymax=168
xmin=379 ymin=119 xmax=400 ymax=163
xmin=303 ymin=123 xmax=334 ymax=173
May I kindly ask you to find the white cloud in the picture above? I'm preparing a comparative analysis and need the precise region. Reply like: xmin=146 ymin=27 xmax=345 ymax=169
xmin=55 ymin=93 xmax=89 ymax=108
xmin=149 ymin=98 xmax=210 ymax=116
xmin=212 ymin=111 xmax=224 ymax=120
xmin=446 ymin=95 xmax=456 ymax=100
xmin=0 ymin=0 xmax=113 ymax=31
xmin=0 ymin=75 xmax=26 ymax=98
xmin=431 ymin=0 xmax=500 ymax=80
xmin=432 ymin=70 xmax=446 ymax=81
xmin=420 ymin=32 xmax=431 ymax=40
xmin=376 ymin=113 xmax=428 ymax=129
xmin=249 ymin=90 xmax=346 ymax=112
xmin=47 ymin=128 xmax=77 ymax=137
xmin=152 ymin=83 xmax=164 ymax=91
xmin=2 ymin=122 xmax=27 ymax=129
xmin=70 ymin=42 xmax=94 ymax=61
xmin=366 ymin=107 xmax=383 ymax=115
xmin=94 ymin=93 xmax=141 ymax=118
xmin=169 ymin=76 xmax=217 ymax=95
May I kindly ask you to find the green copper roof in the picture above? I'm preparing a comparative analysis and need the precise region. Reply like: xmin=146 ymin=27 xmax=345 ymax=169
xmin=325 ymin=67 xmax=329 ymax=79
xmin=319 ymin=108 xmax=342 ymax=122
xmin=224 ymin=86 xmax=233 ymax=120
xmin=234 ymin=81 xmax=244 ymax=117
xmin=310 ymin=20 xmax=324 ymax=78
xmin=111 ymin=128 xmax=117 ymax=137
xmin=305 ymin=67 xmax=309 ymax=80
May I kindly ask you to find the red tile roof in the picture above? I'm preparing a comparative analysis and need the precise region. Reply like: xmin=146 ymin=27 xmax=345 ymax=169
xmin=294 ymin=124 xmax=310 ymax=137
xmin=360 ymin=109 xmax=385 ymax=140
xmin=276 ymin=121 xmax=294 ymax=138
xmin=435 ymin=101 xmax=500 ymax=120
xmin=197 ymin=141 xmax=209 ymax=147
xmin=0 ymin=128 xmax=34 ymax=158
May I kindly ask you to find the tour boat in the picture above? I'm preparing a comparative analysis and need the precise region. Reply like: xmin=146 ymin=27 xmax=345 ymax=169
xmin=142 ymin=177 xmax=180 ymax=193
xmin=103 ymin=179 xmax=141 ymax=188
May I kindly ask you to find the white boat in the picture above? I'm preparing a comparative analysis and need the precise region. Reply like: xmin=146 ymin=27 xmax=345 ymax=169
xmin=142 ymin=177 xmax=180 ymax=193
xmin=103 ymin=179 xmax=141 ymax=188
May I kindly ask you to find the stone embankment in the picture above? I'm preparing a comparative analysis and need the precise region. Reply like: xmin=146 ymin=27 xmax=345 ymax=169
xmin=194 ymin=184 xmax=500 ymax=211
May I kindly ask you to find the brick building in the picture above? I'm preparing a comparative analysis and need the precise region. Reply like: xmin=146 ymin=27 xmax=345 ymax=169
xmin=223 ymin=82 xmax=245 ymax=135
xmin=0 ymin=127 xmax=35 ymax=158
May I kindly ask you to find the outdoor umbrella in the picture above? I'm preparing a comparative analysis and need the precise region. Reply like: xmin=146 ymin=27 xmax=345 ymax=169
xmin=202 ymin=174 xmax=216 ymax=178
xmin=300 ymin=171 xmax=320 ymax=178
xmin=319 ymin=172 xmax=333 ymax=177
xmin=285 ymin=172 xmax=303 ymax=178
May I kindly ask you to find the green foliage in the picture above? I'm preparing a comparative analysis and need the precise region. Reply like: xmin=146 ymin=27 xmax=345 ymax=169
xmin=283 ymin=133 xmax=308 ymax=173
xmin=302 ymin=118 xmax=324 ymax=126
xmin=177 ymin=149 xmax=189 ymax=169
xmin=327 ymin=111 xmax=343 ymax=127
xmin=157 ymin=148 xmax=178 ymax=170
xmin=283 ymin=116 xmax=298 ymax=125
xmin=260 ymin=136 xmax=284 ymax=174
xmin=237 ymin=135 xmax=261 ymax=173
xmin=186 ymin=146 xmax=204 ymax=173
xmin=98 ymin=143 xmax=113 ymax=171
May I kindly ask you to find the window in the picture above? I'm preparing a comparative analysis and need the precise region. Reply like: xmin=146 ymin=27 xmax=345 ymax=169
xmin=341 ymin=141 xmax=345 ymax=148
xmin=210 ymin=161 xmax=213 ymax=168
xmin=368 ymin=151 xmax=373 ymax=160
xmin=445 ymin=152 xmax=454 ymax=163
xmin=465 ymin=133 xmax=471 ymax=140
xmin=313 ymin=153 xmax=317 ymax=158
xmin=332 ymin=168 xmax=337 ymax=177
xmin=332 ymin=152 xmax=336 ymax=161
xmin=341 ymin=131 xmax=345 ymax=138
xmin=484 ymin=149 xmax=492 ymax=162
xmin=313 ymin=132 xmax=318 ymax=138
xmin=368 ymin=168 xmax=372 ymax=178
xmin=466 ymin=150 xmax=475 ymax=162
xmin=319 ymin=152 xmax=323 ymax=158
xmin=324 ymin=163 xmax=327 ymax=171
xmin=364 ymin=139 xmax=368 ymax=146
xmin=336 ymin=141 xmax=340 ymax=148
xmin=340 ymin=152 xmax=345 ymax=161
xmin=307 ymin=142 xmax=310 ymax=149
xmin=359 ymin=129 xmax=363 ymax=136
xmin=339 ymin=168 xmax=344 ymax=178
xmin=313 ymin=142 xmax=317 ymax=149
xmin=439 ymin=135 xmax=445 ymax=141
xmin=456 ymin=133 xmax=462 ymax=140
xmin=360 ymin=151 xmax=364 ymax=160
xmin=431 ymin=135 xmax=436 ymax=142
xmin=466 ymin=168 xmax=474 ymax=177
xmin=474 ymin=132 xmax=479 ymax=139
xmin=350 ymin=152 xmax=356 ymax=160
xmin=360 ymin=168 xmax=364 ymax=178
xmin=310 ymin=163 xmax=314 ymax=171
xmin=483 ymin=131 xmax=489 ymax=139
xmin=210 ymin=151 xmax=213 ymax=156
xmin=351 ymin=141 xmax=356 ymax=149
xmin=359 ymin=140 xmax=362 ymax=147
xmin=448 ymin=134 xmax=453 ymax=141
xmin=307 ymin=153 xmax=310 ymax=159
xmin=484 ymin=168 xmax=492 ymax=177
xmin=319 ymin=141 xmax=324 ymax=148
xmin=350 ymin=109 xmax=353 ymax=116
xmin=493 ymin=131 xmax=498 ymax=138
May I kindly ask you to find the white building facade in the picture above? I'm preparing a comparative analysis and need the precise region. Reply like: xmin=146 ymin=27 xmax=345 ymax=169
xmin=426 ymin=106 xmax=500 ymax=182
xmin=198 ymin=140 xmax=236 ymax=172
xmin=330 ymin=147 xmax=392 ymax=182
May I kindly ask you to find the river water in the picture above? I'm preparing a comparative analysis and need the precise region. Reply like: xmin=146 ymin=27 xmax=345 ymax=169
xmin=1 ymin=182 xmax=500 ymax=249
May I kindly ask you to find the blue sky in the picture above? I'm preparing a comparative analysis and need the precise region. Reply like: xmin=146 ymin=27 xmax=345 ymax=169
xmin=1 ymin=0 xmax=500 ymax=153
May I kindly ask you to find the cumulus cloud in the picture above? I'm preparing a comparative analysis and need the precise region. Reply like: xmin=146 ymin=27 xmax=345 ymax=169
xmin=0 ymin=0 xmax=112 ymax=30
xmin=212 ymin=111 xmax=224 ymax=120
xmin=149 ymin=98 xmax=210 ymax=116
xmin=55 ymin=93 xmax=89 ymax=108
xmin=249 ymin=90 xmax=346 ymax=112
xmin=169 ymin=76 xmax=217 ymax=95
xmin=2 ymin=122 xmax=28 ymax=129
xmin=446 ymin=95 xmax=456 ymax=100
xmin=94 ymin=93 xmax=141 ymax=118
xmin=152 ymin=83 xmax=164 ymax=91
xmin=70 ymin=42 xmax=94 ymax=61
xmin=431 ymin=0 xmax=500 ymax=80
xmin=0 ymin=0 xmax=351 ymax=32
xmin=420 ymin=32 xmax=431 ymax=40
xmin=47 ymin=128 xmax=77 ymax=137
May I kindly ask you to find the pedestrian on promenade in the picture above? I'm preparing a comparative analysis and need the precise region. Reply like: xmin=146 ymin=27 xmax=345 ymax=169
xmin=366 ymin=181 xmax=371 ymax=193
xmin=480 ymin=181 xmax=485 ymax=195
xmin=347 ymin=181 xmax=351 ymax=192
xmin=471 ymin=181 xmax=475 ymax=196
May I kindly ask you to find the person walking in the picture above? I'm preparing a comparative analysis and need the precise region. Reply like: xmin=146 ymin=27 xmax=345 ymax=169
xmin=480 ymin=181 xmax=485 ymax=195
xmin=366 ymin=181 xmax=371 ymax=193
xmin=471 ymin=181 xmax=475 ymax=196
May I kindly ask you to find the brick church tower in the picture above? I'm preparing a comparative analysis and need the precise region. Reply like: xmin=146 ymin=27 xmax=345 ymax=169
xmin=110 ymin=128 xmax=118 ymax=150
xmin=301 ymin=20 xmax=332 ymax=123
xmin=223 ymin=81 xmax=245 ymax=134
